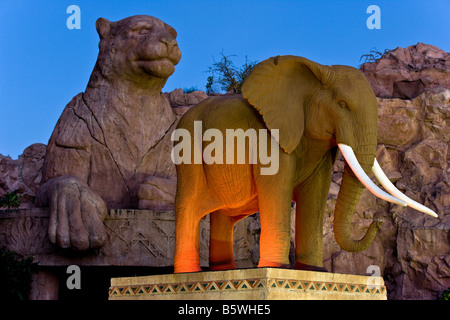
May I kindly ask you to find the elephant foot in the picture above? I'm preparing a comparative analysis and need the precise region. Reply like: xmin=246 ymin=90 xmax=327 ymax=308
xmin=295 ymin=262 xmax=328 ymax=272
xmin=258 ymin=259 xmax=291 ymax=269
xmin=174 ymin=264 xmax=202 ymax=274
xmin=209 ymin=262 xmax=237 ymax=271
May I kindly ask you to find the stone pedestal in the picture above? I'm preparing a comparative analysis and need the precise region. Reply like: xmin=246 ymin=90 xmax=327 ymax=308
xmin=109 ymin=268 xmax=387 ymax=300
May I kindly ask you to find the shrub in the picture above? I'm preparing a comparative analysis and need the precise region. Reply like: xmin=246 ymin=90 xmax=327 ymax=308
xmin=359 ymin=48 xmax=391 ymax=67
xmin=0 ymin=247 xmax=38 ymax=300
xmin=206 ymin=52 xmax=258 ymax=94
xmin=0 ymin=191 xmax=21 ymax=209
xmin=439 ymin=287 xmax=450 ymax=300
xmin=183 ymin=86 xmax=199 ymax=94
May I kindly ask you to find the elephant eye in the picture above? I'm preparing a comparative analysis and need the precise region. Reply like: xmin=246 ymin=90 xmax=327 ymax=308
xmin=338 ymin=100 xmax=349 ymax=109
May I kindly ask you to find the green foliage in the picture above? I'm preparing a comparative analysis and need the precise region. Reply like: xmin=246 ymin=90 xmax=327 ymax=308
xmin=359 ymin=48 xmax=391 ymax=67
xmin=0 ymin=247 xmax=38 ymax=300
xmin=205 ymin=76 xmax=215 ymax=95
xmin=0 ymin=191 xmax=21 ymax=209
xmin=183 ymin=86 xmax=199 ymax=94
xmin=439 ymin=288 xmax=450 ymax=300
xmin=206 ymin=52 xmax=258 ymax=94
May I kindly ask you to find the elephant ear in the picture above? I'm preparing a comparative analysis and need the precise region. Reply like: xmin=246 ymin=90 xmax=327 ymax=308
xmin=242 ymin=55 xmax=334 ymax=154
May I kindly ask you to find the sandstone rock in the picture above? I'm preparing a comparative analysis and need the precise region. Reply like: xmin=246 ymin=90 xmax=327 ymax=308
xmin=361 ymin=43 xmax=450 ymax=99
xmin=172 ymin=105 xmax=193 ymax=116
xmin=0 ymin=85 xmax=204 ymax=211
xmin=138 ymin=176 xmax=177 ymax=211
xmin=164 ymin=88 xmax=208 ymax=107
xmin=39 ymin=15 xmax=182 ymax=211
xmin=375 ymin=145 xmax=402 ymax=182
xmin=0 ymin=143 xmax=46 ymax=207
xmin=376 ymin=97 xmax=420 ymax=146
xmin=33 ymin=15 xmax=182 ymax=251
xmin=393 ymin=222 xmax=450 ymax=299
xmin=322 ymin=85 xmax=450 ymax=299
xmin=377 ymin=88 xmax=450 ymax=147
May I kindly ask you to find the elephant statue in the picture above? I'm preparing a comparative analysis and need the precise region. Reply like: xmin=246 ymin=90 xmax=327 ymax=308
xmin=173 ymin=55 xmax=437 ymax=273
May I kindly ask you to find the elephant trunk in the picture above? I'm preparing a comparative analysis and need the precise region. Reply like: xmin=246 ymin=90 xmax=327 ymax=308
xmin=333 ymin=146 xmax=384 ymax=252
xmin=333 ymin=142 xmax=436 ymax=252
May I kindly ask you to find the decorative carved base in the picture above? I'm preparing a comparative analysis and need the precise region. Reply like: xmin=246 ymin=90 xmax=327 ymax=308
xmin=0 ymin=208 xmax=211 ymax=267
xmin=109 ymin=268 xmax=387 ymax=300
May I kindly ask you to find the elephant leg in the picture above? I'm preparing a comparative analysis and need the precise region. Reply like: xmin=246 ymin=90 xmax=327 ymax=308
xmin=173 ymin=164 xmax=215 ymax=273
xmin=293 ymin=152 xmax=332 ymax=271
xmin=174 ymin=210 xmax=202 ymax=273
xmin=255 ymin=174 xmax=293 ymax=268
xmin=209 ymin=212 xmax=238 ymax=270
xmin=209 ymin=198 xmax=259 ymax=270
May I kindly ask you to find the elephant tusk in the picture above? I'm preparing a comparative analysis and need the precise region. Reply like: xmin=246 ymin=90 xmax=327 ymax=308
xmin=372 ymin=159 xmax=438 ymax=218
xmin=338 ymin=144 xmax=407 ymax=207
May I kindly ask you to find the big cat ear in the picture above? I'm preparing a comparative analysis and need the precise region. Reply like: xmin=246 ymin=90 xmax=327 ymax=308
xmin=242 ymin=55 xmax=334 ymax=154
xmin=96 ymin=18 xmax=111 ymax=40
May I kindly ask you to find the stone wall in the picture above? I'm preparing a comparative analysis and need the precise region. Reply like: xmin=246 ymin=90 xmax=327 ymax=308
xmin=0 ymin=208 xmax=257 ymax=299
xmin=0 ymin=208 xmax=206 ymax=267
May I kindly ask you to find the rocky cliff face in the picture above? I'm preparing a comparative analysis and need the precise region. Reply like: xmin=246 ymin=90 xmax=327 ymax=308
xmin=360 ymin=42 xmax=450 ymax=99
xmin=322 ymin=87 xmax=449 ymax=300
xmin=334 ymin=43 xmax=449 ymax=299
xmin=0 ymin=43 xmax=448 ymax=299
xmin=0 ymin=143 xmax=46 ymax=207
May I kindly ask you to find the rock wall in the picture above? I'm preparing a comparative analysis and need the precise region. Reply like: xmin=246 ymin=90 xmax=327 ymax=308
xmin=322 ymin=88 xmax=450 ymax=300
xmin=354 ymin=44 xmax=449 ymax=299
xmin=360 ymin=43 xmax=450 ymax=99
xmin=0 ymin=143 xmax=46 ymax=207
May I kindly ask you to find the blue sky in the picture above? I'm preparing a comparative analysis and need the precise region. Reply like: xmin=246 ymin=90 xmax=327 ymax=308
xmin=1 ymin=0 xmax=449 ymax=159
